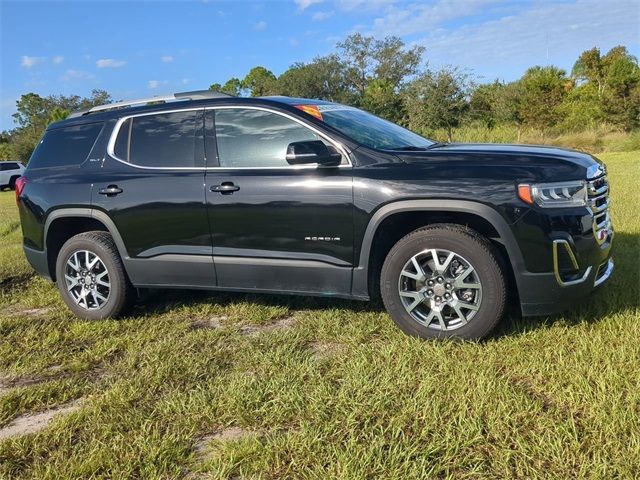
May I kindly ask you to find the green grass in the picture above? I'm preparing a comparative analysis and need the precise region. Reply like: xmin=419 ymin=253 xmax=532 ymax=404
xmin=426 ymin=125 xmax=640 ymax=154
xmin=0 ymin=152 xmax=639 ymax=479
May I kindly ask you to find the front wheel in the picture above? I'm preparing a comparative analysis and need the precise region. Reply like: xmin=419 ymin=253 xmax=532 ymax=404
xmin=380 ymin=224 xmax=506 ymax=340
xmin=55 ymin=231 xmax=134 ymax=320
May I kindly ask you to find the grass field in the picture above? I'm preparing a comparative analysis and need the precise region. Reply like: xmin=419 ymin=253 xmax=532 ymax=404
xmin=0 ymin=152 xmax=638 ymax=479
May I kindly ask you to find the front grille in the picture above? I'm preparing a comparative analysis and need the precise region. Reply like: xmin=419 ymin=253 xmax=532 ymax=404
xmin=587 ymin=172 xmax=612 ymax=244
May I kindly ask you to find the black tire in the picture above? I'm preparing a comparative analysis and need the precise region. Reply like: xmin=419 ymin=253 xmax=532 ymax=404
xmin=8 ymin=176 xmax=19 ymax=190
xmin=380 ymin=224 xmax=506 ymax=340
xmin=55 ymin=231 xmax=134 ymax=320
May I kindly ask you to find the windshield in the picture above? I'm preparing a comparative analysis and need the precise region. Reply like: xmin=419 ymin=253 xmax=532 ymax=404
xmin=301 ymin=104 xmax=435 ymax=150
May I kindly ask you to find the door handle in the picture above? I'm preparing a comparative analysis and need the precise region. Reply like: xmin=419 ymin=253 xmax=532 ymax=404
xmin=210 ymin=183 xmax=240 ymax=194
xmin=98 ymin=185 xmax=123 ymax=196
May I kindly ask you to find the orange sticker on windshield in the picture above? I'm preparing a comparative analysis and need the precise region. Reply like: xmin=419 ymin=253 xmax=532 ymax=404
xmin=294 ymin=105 xmax=323 ymax=121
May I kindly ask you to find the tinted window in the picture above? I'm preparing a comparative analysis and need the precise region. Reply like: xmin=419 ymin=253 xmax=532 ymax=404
xmin=317 ymin=105 xmax=434 ymax=150
xmin=123 ymin=111 xmax=198 ymax=168
xmin=215 ymin=108 xmax=328 ymax=168
xmin=28 ymin=123 xmax=103 ymax=169
xmin=114 ymin=118 xmax=131 ymax=161
xmin=0 ymin=162 xmax=20 ymax=171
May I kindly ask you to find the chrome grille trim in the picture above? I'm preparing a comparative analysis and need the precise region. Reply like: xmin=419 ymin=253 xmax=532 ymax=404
xmin=587 ymin=172 xmax=612 ymax=245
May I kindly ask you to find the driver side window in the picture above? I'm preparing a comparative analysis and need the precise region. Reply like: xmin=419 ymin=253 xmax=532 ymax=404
xmin=213 ymin=108 xmax=339 ymax=168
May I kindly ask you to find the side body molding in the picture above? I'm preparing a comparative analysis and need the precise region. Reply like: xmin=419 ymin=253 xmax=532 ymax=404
xmin=350 ymin=200 xmax=527 ymax=299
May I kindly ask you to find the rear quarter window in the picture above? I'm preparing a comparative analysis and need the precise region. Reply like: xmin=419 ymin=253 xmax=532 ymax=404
xmin=28 ymin=122 xmax=104 ymax=169
xmin=0 ymin=162 xmax=21 ymax=171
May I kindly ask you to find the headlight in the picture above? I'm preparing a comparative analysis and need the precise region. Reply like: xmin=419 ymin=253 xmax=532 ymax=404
xmin=517 ymin=181 xmax=587 ymax=208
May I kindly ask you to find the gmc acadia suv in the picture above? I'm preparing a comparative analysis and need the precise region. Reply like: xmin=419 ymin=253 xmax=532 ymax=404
xmin=16 ymin=90 xmax=614 ymax=339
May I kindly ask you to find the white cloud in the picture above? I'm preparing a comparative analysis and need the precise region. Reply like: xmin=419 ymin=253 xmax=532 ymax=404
xmin=21 ymin=56 xmax=41 ymax=68
xmin=312 ymin=10 xmax=334 ymax=21
xmin=61 ymin=69 xmax=95 ymax=81
xmin=412 ymin=0 xmax=640 ymax=80
xmin=335 ymin=0 xmax=395 ymax=12
xmin=369 ymin=0 xmax=500 ymax=37
xmin=254 ymin=20 xmax=267 ymax=30
xmin=295 ymin=0 xmax=323 ymax=10
xmin=161 ymin=55 xmax=174 ymax=63
xmin=96 ymin=58 xmax=126 ymax=68
xmin=181 ymin=78 xmax=189 ymax=85
xmin=52 ymin=55 xmax=64 ymax=65
xmin=148 ymin=79 xmax=169 ymax=89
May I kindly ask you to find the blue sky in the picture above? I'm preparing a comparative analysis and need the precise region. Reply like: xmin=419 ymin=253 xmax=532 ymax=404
xmin=1 ymin=0 xmax=638 ymax=130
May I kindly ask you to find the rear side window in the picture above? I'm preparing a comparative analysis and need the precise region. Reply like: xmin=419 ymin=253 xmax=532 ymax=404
xmin=0 ymin=162 xmax=21 ymax=171
xmin=113 ymin=111 xmax=199 ymax=168
xmin=28 ymin=123 xmax=103 ymax=169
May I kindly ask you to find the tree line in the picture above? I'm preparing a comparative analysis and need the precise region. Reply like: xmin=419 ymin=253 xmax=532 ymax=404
xmin=2 ymin=34 xmax=638 ymax=162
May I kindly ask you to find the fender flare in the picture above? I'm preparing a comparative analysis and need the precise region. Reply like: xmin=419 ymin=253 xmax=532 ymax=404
xmin=351 ymin=199 xmax=526 ymax=298
xmin=43 ymin=208 xmax=130 ymax=275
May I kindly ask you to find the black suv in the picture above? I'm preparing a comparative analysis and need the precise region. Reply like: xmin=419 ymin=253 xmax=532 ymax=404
xmin=17 ymin=90 xmax=614 ymax=339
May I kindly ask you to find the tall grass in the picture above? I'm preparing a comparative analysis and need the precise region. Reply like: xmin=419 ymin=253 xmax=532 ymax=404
xmin=425 ymin=124 xmax=640 ymax=154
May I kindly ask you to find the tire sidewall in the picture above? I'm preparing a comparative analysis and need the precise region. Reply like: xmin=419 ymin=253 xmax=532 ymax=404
xmin=381 ymin=228 xmax=504 ymax=340
xmin=55 ymin=235 xmax=125 ymax=320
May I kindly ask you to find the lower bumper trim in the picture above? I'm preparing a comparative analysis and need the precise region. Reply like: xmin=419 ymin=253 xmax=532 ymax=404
xmin=594 ymin=258 xmax=614 ymax=288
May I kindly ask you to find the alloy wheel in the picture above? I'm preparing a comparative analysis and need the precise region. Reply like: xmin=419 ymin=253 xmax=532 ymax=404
xmin=64 ymin=250 xmax=110 ymax=310
xmin=398 ymin=248 xmax=482 ymax=330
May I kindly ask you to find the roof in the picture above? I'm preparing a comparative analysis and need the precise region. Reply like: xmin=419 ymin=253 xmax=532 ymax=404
xmin=50 ymin=91 xmax=336 ymax=129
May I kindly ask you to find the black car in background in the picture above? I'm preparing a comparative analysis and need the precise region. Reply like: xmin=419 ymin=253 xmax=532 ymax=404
xmin=16 ymin=90 xmax=614 ymax=339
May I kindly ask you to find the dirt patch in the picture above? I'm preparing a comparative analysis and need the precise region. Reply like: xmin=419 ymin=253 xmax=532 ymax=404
xmin=21 ymin=307 xmax=51 ymax=316
xmin=0 ymin=375 xmax=46 ymax=396
xmin=308 ymin=341 xmax=346 ymax=360
xmin=190 ymin=315 xmax=227 ymax=330
xmin=241 ymin=315 xmax=297 ymax=337
xmin=193 ymin=426 xmax=256 ymax=459
xmin=0 ymin=305 xmax=51 ymax=318
xmin=0 ymin=274 xmax=34 ymax=294
xmin=0 ymin=365 xmax=105 ymax=397
xmin=0 ymin=398 xmax=84 ymax=440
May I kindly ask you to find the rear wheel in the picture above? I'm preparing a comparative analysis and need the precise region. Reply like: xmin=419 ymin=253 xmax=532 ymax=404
xmin=380 ymin=224 xmax=506 ymax=340
xmin=55 ymin=231 xmax=133 ymax=320
xmin=8 ymin=176 xmax=20 ymax=190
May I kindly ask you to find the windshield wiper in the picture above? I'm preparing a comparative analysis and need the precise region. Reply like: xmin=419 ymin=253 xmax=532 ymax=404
xmin=425 ymin=142 xmax=448 ymax=149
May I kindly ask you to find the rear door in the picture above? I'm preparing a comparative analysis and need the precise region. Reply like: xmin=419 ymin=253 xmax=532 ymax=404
xmin=92 ymin=109 xmax=215 ymax=288
xmin=204 ymin=106 xmax=354 ymax=296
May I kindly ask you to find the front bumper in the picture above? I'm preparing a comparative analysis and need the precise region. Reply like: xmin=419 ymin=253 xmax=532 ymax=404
xmin=519 ymin=255 xmax=613 ymax=316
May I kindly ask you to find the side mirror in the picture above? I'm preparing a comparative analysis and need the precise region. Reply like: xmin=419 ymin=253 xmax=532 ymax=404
xmin=286 ymin=140 xmax=342 ymax=166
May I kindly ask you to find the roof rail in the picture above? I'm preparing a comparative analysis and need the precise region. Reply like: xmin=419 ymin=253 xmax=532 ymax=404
xmin=67 ymin=90 xmax=232 ymax=118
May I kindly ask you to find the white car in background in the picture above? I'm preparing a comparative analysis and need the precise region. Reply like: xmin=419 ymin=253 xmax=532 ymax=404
xmin=0 ymin=161 xmax=25 ymax=190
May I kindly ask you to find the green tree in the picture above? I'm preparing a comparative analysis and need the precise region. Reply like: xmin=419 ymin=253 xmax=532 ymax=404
xmin=404 ymin=67 xmax=472 ymax=142
xmin=517 ymin=66 xmax=568 ymax=132
xmin=601 ymin=46 xmax=640 ymax=130
xmin=0 ymin=142 xmax=14 ymax=161
xmin=277 ymin=55 xmax=352 ymax=103
xmin=242 ymin=66 xmax=278 ymax=97
xmin=48 ymin=107 xmax=70 ymax=124
xmin=9 ymin=90 xmax=112 ymax=162
xmin=468 ymin=81 xmax=505 ymax=128
xmin=210 ymin=78 xmax=243 ymax=96
xmin=572 ymin=46 xmax=639 ymax=130
xmin=361 ymin=79 xmax=404 ymax=123
xmin=337 ymin=33 xmax=424 ymax=98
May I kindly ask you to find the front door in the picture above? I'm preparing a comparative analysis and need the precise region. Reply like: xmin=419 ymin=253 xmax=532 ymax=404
xmin=93 ymin=109 xmax=215 ymax=288
xmin=204 ymin=107 xmax=354 ymax=296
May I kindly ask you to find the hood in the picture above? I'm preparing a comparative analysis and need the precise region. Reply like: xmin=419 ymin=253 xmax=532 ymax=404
xmin=394 ymin=143 xmax=603 ymax=180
